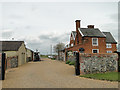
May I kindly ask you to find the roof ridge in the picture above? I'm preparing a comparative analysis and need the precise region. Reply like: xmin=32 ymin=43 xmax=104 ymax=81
xmin=102 ymin=31 xmax=110 ymax=33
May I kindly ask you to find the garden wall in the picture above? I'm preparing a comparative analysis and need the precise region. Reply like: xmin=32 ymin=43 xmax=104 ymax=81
xmin=6 ymin=56 xmax=18 ymax=69
xmin=80 ymin=53 xmax=118 ymax=74
xmin=67 ymin=51 xmax=76 ymax=61
xmin=67 ymin=56 xmax=76 ymax=61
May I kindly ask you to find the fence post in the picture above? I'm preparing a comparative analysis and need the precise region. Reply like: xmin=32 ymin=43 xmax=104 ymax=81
xmin=1 ymin=53 xmax=6 ymax=80
xmin=75 ymin=52 xmax=80 ymax=75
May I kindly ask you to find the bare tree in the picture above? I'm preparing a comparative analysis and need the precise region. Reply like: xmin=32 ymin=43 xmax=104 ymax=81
xmin=54 ymin=43 xmax=65 ymax=60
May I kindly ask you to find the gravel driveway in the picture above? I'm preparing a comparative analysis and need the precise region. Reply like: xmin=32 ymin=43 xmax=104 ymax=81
xmin=2 ymin=58 xmax=118 ymax=88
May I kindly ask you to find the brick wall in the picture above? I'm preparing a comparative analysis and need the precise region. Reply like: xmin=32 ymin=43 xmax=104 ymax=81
xmin=106 ymin=43 xmax=117 ymax=53
xmin=80 ymin=53 xmax=118 ymax=74
xmin=67 ymin=37 xmax=107 ymax=53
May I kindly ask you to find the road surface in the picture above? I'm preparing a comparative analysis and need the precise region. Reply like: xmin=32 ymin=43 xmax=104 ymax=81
xmin=2 ymin=58 xmax=118 ymax=88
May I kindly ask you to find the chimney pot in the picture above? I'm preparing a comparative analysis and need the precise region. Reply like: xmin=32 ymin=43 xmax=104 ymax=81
xmin=87 ymin=25 xmax=94 ymax=28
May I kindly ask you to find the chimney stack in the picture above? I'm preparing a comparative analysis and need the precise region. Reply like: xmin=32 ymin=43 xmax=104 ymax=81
xmin=75 ymin=20 xmax=81 ymax=32
xmin=87 ymin=25 xmax=94 ymax=28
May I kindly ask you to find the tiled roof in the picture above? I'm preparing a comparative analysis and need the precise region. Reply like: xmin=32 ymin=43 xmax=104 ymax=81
xmin=0 ymin=41 xmax=24 ymax=51
xmin=79 ymin=28 xmax=106 ymax=37
xmin=102 ymin=32 xmax=117 ymax=44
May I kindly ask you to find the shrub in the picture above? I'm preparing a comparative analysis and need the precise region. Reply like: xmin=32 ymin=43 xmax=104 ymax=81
xmin=69 ymin=61 xmax=75 ymax=66
xmin=51 ymin=58 xmax=56 ymax=60
xmin=66 ymin=60 xmax=71 ymax=64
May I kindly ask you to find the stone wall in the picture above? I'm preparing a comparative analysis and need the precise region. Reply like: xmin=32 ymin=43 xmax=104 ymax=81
xmin=80 ymin=53 xmax=118 ymax=74
xmin=6 ymin=56 xmax=18 ymax=69
xmin=67 ymin=56 xmax=76 ymax=61
xmin=67 ymin=52 xmax=76 ymax=61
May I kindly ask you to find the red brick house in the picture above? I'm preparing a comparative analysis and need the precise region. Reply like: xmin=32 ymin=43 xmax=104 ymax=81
xmin=65 ymin=20 xmax=117 ymax=54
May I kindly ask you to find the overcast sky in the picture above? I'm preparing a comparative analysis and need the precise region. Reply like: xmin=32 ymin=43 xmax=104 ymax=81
xmin=0 ymin=1 xmax=119 ymax=54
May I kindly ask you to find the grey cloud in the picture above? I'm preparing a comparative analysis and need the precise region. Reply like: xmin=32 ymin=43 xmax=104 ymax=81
xmin=39 ymin=35 xmax=51 ymax=40
xmin=100 ymin=22 xmax=118 ymax=43
xmin=2 ymin=30 xmax=13 ymax=39
xmin=39 ymin=32 xmax=69 ymax=44
xmin=9 ymin=15 xmax=23 ymax=19
xmin=110 ymin=13 xmax=118 ymax=22
xmin=25 ymin=26 xmax=31 ymax=29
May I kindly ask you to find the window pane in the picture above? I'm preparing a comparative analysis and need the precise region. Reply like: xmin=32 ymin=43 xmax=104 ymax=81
xmin=92 ymin=38 xmax=98 ymax=46
xmin=107 ymin=51 xmax=112 ymax=53
xmin=106 ymin=44 xmax=112 ymax=48
xmin=93 ymin=50 xmax=98 ymax=53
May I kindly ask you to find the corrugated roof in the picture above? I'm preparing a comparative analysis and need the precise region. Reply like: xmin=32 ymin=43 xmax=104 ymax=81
xmin=79 ymin=28 xmax=106 ymax=37
xmin=0 ymin=41 xmax=24 ymax=51
xmin=102 ymin=32 xmax=117 ymax=44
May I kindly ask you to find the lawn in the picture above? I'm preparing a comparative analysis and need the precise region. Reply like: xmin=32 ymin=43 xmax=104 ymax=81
xmin=66 ymin=60 xmax=75 ymax=66
xmin=80 ymin=72 xmax=119 ymax=82
xmin=40 ymin=55 xmax=48 ymax=58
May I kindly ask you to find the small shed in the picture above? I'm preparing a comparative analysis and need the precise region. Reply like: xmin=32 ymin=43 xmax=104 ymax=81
xmin=0 ymin=41 xmax=27 ymax=69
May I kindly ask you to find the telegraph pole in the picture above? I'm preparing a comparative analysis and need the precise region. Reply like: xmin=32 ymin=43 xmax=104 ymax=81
xmin=50 ymin=45 xmax=52 ymax=55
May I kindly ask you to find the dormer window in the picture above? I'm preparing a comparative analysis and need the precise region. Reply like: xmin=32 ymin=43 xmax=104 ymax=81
xmin=92 ymin=38 xmax=98 ymax=46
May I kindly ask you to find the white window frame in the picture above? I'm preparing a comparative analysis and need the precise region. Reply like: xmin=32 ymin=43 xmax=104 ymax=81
xmin=106 ymin=51 xmax=112 ymax=53
xmin=92 ymin=49 xmax=99 ymax=53
xmin=71 ymin=43 xmax=73 ymax=47
xmin=92 ymin=38 xmax=98 ymax=46
xmin=106 ymin=43 xmax=112 ymax=48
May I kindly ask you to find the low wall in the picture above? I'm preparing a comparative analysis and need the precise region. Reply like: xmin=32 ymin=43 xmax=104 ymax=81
xmin=67 ymin=56 xmax=76 ymax=61
xmin=6 ymin=56 xmax=18 ymax=69
xmin=67 ymin=51 xmax=76 ymax=61
xmin=80 ymin=53 xmax=118 ymax=74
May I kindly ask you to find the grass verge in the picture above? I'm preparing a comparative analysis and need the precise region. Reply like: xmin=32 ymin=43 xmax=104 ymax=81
xmin=80 ymin=72 xmax=119 ymax=82
xmin=66 ymin=60 xmax=71 ymax=64
xmin=69 ymin=61 xmax=75 ymax=66
xmin=40 ymin=55 xmax=48 ymax=58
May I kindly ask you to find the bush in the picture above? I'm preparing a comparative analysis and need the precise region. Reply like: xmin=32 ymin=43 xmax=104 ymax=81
xmin=51 ymin=58 xmax=56 ymax=60
xmin=69 ymin=61 xmax=75 ymax=66
xmin=66 ymin=60 xmax=71 ymax=64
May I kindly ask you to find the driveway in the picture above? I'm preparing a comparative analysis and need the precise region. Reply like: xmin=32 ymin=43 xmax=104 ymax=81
xmin=2 ymin=58 xmax=118 ymax=88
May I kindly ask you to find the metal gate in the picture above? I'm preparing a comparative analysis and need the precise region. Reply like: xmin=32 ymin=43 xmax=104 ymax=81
xmin=1 ymin=53 xmax=6 ymax=80
xmin=75 ymin=52 xmax=80 ymax=75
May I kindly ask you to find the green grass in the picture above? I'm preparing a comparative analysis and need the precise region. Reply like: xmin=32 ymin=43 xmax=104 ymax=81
xmin=40 ymin=55 xmax=48 ymax=58
xmin=69 ymin=61 xmax=75 ymax=66
xmin=80 ymin=72 xmax=120 ymax=81
xmin=66 ymin=60 xmax=71 ymax=64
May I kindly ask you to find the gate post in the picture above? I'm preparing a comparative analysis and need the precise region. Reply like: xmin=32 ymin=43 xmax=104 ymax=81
xmin=1 ymin=53 xmax=6 ymax=80
xmin=118 ymin=52 xmax=120 ymax=72
xmin=114 ymin=51 xmax=120 ymax=72
xmin=65 ymin=50 xmax=68 ymax=63
xmin=75 ymin=52 xmax=80 ymax=75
